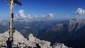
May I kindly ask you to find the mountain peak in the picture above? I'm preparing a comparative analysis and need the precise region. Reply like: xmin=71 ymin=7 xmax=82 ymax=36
xmin=0 ymin=30 xmax=69 ymax=48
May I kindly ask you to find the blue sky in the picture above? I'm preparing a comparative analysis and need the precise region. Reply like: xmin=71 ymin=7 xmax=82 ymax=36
xmin=0 ymin=0 xmax=85 ymax=19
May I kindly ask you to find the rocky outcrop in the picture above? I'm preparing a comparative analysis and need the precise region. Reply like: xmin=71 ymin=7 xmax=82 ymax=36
xmin=0 ymin=30 xmax=69 ymax=48
xmin=27 ymin=33 xmax=52 ymax=48
xmin=53 ymin=43 xmax=70 ymax=48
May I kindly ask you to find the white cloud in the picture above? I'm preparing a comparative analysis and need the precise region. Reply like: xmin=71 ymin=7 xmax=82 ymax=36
xmin=28 ymin=14 xmax=32 ymax=19
xmin=16 ymin=9 xmax=55 ymax=21
xmin=19 ymin=9 xmax=26 ymax=18
xmin=76 ymin=8 xmax=85 ymax=15
xmin=42 ymin=15 xmax=45 ymax=17
xmin=47 ymin=13 xmax=54 ymax=18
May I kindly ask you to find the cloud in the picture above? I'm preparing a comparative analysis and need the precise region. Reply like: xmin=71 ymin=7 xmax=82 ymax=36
xmin=18 ymin=9 xmax=26 ymax=18
xmin=19 ymin=9 xmax=26 ymax=17
xmin=47 ymin=13 xmax=54 ymax=18
xmin=28 ymin=14 xmax=32 ymax=19
xmin=76 ymin=8 xmax=85 ymax=15
xmin=45 ymin=13 xmax=54 ymax=19
xmin=16 ymin=9 xmax=55 ymax=21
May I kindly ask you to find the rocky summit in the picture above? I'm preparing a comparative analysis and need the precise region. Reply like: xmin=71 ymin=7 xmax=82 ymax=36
xmin=0 ymin=30 xmax=69 ymax=48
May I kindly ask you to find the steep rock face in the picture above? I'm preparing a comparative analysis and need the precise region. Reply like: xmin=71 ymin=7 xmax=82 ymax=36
xmin=68 ymin=19 xmax=85 ymax=32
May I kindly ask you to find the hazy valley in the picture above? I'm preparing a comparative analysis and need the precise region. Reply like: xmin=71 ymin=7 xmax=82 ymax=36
xmin=0 ymin=18 xmax=85 ymax=48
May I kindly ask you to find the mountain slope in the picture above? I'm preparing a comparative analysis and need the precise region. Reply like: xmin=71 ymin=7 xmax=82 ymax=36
xmin=40 ymin=19 xmax=85 ymax=48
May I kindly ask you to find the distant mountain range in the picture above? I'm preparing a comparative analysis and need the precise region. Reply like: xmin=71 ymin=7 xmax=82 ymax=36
xmin=40 ymin=19 xmax=85 ymax=48
xmin=0 ymin=19 xmax=85 ymax=48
